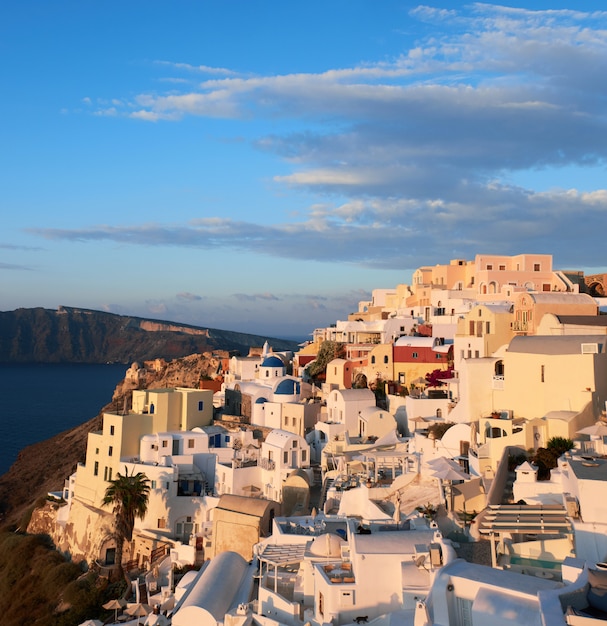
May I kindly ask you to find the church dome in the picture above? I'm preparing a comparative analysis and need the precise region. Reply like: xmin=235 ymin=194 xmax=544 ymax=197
xmin=275 ymin=379 xmax=299 ymax=395
xmin=309 ymin=532 xmax=345 ymax=557
xmin=262 ymin=355 xmax=285 ymax=368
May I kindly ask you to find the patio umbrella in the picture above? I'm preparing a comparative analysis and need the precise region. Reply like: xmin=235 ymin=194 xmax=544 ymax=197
xmin=577 ymin=422 xmax=607 ymax=437
xmin=103 ymin=598 xmax=126 ymax=622
xmin=410 ymin=416 xmax=427 ymax=431
xmin=431 ymin=466 xmax=470 ymax=482
xmin=427 ymin=457 xmax=460 ymax=472
xmin=431 ymin=464 xmax=469 ymax=512
xmin=126 ymin=603 xmax=153 ymax=625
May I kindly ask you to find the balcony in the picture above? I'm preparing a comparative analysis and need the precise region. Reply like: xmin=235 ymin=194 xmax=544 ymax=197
xmin=492 ymin=375 xmax=504 ymax=390
xmin=513 ymin=320 xmax=528 ymax=331
xmin=259 ymin=457 xmax=275 ymax=471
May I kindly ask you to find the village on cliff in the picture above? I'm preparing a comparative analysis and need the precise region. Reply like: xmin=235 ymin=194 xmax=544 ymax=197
xmin=30 ymin=253 xmax=607 ymax=626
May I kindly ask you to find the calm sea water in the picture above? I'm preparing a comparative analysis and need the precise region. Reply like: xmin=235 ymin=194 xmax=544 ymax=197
xmin=0 ymin=363 xmax=127 ymax=476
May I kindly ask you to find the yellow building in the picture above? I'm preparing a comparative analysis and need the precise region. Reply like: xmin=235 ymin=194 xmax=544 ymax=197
xmin=75 ymin=387 xmax=214 ymax=508
xmin=493 ymin=335 xmax=607 ymax=424
xmin=454 ymin=303 xmax=514 ymax=371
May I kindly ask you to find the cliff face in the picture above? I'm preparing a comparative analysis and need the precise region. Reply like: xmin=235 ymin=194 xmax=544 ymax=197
xmin=0 ymin=306 xmax=298 ymax=363
xmin=0 ymin=352 xmax=224 ymax=527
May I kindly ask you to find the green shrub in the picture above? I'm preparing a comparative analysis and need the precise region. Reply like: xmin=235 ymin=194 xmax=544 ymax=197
xmin=0 ymin=531 xmax=96 ymax=626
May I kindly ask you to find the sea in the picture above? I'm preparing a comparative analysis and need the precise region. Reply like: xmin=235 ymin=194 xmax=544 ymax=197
xmin=0 ymin=363 xmax=127 ymax=476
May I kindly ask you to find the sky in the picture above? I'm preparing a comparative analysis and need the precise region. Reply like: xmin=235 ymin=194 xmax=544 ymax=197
xmin=1 ymin=1 xmax=607 ymax=340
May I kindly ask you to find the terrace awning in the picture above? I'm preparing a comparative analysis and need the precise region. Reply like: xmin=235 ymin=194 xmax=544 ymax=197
xmin=478 ymin=504 xmax=572 ymax=568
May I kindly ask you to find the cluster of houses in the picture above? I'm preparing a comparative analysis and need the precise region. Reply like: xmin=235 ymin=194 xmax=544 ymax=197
xmin=33 ymin=253 xmax=607 ymax=626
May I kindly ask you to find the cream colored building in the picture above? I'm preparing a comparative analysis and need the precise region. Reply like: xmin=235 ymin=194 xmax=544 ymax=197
xmin=366 ymin=343 xmax=393 ymax=383
xmin=211 ymin=495 xmax=279 ymax=560
xmin=326 ymin=388 xmax=377 ymax=438
xmin=493 ymin=335 xmax=607 ymax=421
xmin=513 ymin=292 xmax=598 ymax=335
xmin=324 ymin=358 xmax=356 ymax=390
xmin=74 ymin=388 xmax=214 ymax=509
xmin=462 ymin=335 xmax=607 ymax=475
xmin=454 ymin=303 xmax=514 ymax=372
xmin=536 ymin=313 xmax=607 ymax=336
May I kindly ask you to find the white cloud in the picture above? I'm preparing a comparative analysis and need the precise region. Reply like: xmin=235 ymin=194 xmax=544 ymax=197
xmin=48 ymin=5 xmax=607 ymax=271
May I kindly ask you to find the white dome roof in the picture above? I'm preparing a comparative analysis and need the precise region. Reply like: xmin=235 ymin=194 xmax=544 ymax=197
xmin=309 ymin=532 xmax=345 ymax=557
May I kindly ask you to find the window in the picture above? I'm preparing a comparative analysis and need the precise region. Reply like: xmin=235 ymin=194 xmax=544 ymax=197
xmin=534 ymin=263 xmax=540 ymax=271
xmin=487 ymin=264 xmax=493 ymax=270
xmin=158 ymin=518 xmax=166 ymax=529
xmin=95 ymin=448 xmax=99 ymax=455
xmin=371 ymin=355 xmax=376 ymax=364
xmin=436 ymin=409 xmax=442 ymax=418
xmin=412 ymin=352 xmax=418 ymax=358
xmin=284 ymin=451 xmax=288 ymax=463
xmin=302 ymin=450 xmax=307 ymax=462
xmin=94 ymin=461 xmax=99 ymax=476
xmin=486 ymin=322 xmax=491 ymax=334
xmin=284 ymin=416 xmax=289 ymax=425
xmin=151 ymin=480 xmax=157 ymax=489
xmin=499 ymin=265 xmax=506 ymax=271
xmin=104 ymin=467 xmax=108 ymax=481
xmin=162 ymin=440 xmax=168 ymax=448
xmin=475 ymin=350 xmax=480 ymax=358
xmin=165 ymin=482 xmax=169 ymax=489
xmin=110 ymin=425 xmax=115 ymax=436
xmin=541 ymin=364 xmax=545 ymax=383
xmin=436 ymin=353 xmax=442 ymax=359
xmin=108 ymin=467 xmax=112 ymax=481
xmin=188 ymin=439 xmax=195 ymax=449
xmin=292 ymin=440 xmax=297 ymax=448
xmin=150 ymin=403 xmax=155 ymax=414
xmin=198 ymin=400 xmax=204 ymax=411
xmin=108 ymin=446 xmax=113 ymax=457
xmin=384 ymin=355 xmax=389 ymax=364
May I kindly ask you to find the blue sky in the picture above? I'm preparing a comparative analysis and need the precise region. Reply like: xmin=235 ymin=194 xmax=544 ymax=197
xmin=2 ymin=2 xmax=607 ymax=340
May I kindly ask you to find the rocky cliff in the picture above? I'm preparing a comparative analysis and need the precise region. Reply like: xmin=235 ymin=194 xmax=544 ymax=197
xmin=0 ymin=306 xmax=298 ymax=363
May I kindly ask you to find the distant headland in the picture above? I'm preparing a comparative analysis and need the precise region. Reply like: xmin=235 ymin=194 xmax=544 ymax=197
xmin=0 ymin=306 xmax=299 ymax=364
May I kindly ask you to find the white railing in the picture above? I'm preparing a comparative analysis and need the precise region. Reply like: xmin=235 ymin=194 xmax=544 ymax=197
xmin=492 ymin=375 xmax=504 ymax=390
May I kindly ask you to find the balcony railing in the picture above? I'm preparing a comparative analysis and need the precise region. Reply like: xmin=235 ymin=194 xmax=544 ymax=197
xmin=513 ymin=320 xmax=528 ymax=331
xmin=492 ymin=375 xmax=504 ymax=390
xmin=259 ymin=457 xmax=275 ymax=471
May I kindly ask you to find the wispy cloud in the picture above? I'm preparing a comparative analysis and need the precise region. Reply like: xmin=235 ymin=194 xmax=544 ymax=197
xmin=26 ymin=180 xmax=607 ymax=268
xmin=0 ymin=242 xmax=43 ymax=251
xmin=155 ymin=60 xmax=240 ymax=77
xmin=176 ymin=291 xmax=203 ymax=302
xmin=0 ymin=262 xmax=34 ymax=271
xmin=232 ymin=292 xmax=281 ymax=302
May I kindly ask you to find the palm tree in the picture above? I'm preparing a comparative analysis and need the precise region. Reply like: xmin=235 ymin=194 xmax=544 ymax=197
xmin=103 ymin=467 xmax=150 ymax=578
